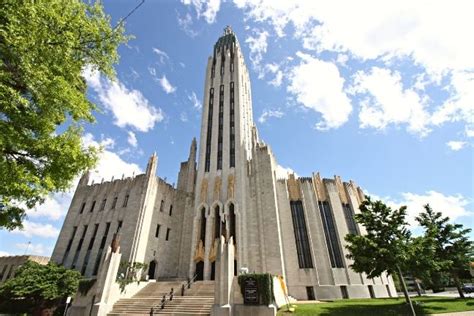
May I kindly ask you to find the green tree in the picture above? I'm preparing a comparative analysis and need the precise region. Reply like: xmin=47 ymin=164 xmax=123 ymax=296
xmin=0 ymin=0 xmax=127 ymax=230
xmin=345 ymin=196 xmax=416 ymax=316
xmin=414 ymin=204 xmax=473 ymax=298
xmin=0 ymin=260 xmax=82 ymax=314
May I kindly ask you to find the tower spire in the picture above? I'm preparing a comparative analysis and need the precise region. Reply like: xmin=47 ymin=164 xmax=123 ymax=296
xmin=224 ymin=25 xmax=233 ymax=35
xmin=146 ymin=152 xmax=158 ymax=176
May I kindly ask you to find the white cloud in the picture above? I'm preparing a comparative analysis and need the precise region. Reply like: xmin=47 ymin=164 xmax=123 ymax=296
xmin=15 ymin=243 xmax=51 ymax=256
xmin=336 ymin=54 xmax=349 ymax=67
xmin=0 ymin=251 xmax=10 ymax=257
xmin=25 ymin=133 xmax=137 ymax=222
xmin=378 ymin=191 xmax=473 ymax=227
xmin=233 ymin=1 xmax=474 ymax=74
xmin=287 ymin=52 xmax=352 ymax=130
xmin=182 ymin=0 xmax=221 ymax=23
xmin=12 ymin=133 xmax=142 ymax=242
xmin=258 ymin=109 xmax=284 ymax=123
xmin=12 ymin=221 xmax=60 ymax=238
xmin=180 ymin=112 xmax=189 ymax=122
xmin=127 ymin=131 xmax=138 ymax=147
xmin=26 ymin=192 xmax=72 ymax=221
xmin=350 ymin=67 xmax=430 ymax=136
xmin=232 ymin=0 xmax=474 ymax=135
xmin=446 ymin=141 xmax=467 ymax=151
xmin=275 ymin=164 xmax=297 ymax=179
xmin=83 ymin=67 xmax=164 ymax=132
xmin=82 ymin=133 xmax=142 ymax=183
xmin=466 ymin=127 xmax=474 ymax=138
xmin=152 ymin=47 xmax=169 ymax=64
xmin=188 ymin=91 xmax=202 ymax=109
xmin=265 ymin=64 xmax=283 ymax=87
xmin=148 ymin=66 xmax=156 ymax=77
xmin=159 ymin=75 xmax=177 ymax=94
xmin=269 ymin=70 xmax=283 ymax=87
xmin=177 ymin=12 xmax=198 ymax=37
xmin=245 ymin=30 xmax=269 ymax=77
xmin=430 ymin=71 xmax=474 ymax=130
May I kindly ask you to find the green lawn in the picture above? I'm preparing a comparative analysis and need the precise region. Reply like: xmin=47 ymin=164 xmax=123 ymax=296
xmin=277 ymin=296 xmax=474 ymax=316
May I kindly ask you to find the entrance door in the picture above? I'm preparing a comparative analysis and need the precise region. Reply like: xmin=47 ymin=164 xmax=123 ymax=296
xmin=210 ymin=261 xmax=216 ymax=280
xmin=195 ymin=261 xmax=204 ymax=281
xmin=148 ymin=260 xmax=157 ymax=280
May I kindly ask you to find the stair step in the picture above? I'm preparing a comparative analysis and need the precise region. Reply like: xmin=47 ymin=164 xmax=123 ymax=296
xmin=108 ymin=281 xmax=214 ymax=316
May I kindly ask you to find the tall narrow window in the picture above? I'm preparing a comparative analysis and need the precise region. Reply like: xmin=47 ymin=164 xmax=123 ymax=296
xmin=229 ymin=82 xmax=235 ymax=167
xmin=123 ymin=194 xmax=129 ymax=207
xmin=116 ymin=220 xmax=123 ymax=233
xmin=71 ymin=225 xmax=88 ymax=269
xmin=89 ymin=201 xmax=96 ymax=213
xmin=342 ymin=203 xmax=359 ymax=235
xmin=166 ymin=228 xmax=171 ymax=241
xmin=169 ymin=205 xmax=173 ymax=216
xmin=155 ymin=224 xmax=161 ymax=238
xmin=111 ymin=197 xmax=118 ymax=209
xmin=229 ymin=203 xmax=236 ymax=243
xmin=81 ymin=224 xmax=99 ymax=275
xmin=99 ymin=199 xmax=106 ymax=211
xmin=214 ymin=206 xmax=221 ymax=239
xmin=92 ymin=222 xmax=110 ymax=275
xmin=0 ymin=265 xmax=8 ymax=280
xmin=290 ymin=201 xmax=313 ymax=268
xmin=79 ymin=202 xmax=86 ymax=214
xmin=319 ymin=201 xmax=344 ymax=268
xmin=217 ymin=85 xmax=224 ymax=170
xmin=205 ymin=88 xmax=214 ymax=172
xmin=200 ymin=208 xmax=206 ymax=247
xmin=62 ymin=226 xmax=77 ymax=264
xmin=160 ymin=200 xmax=164 ymax=212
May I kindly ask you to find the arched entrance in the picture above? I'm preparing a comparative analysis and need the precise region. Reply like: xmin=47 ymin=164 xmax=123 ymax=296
xmin=148 ymin=260 xmax=157 ymax=280
xmin=211 ymin=261 xmax=216 ymax=280
xmin=195 ymin=261 xmax=204 ymax=281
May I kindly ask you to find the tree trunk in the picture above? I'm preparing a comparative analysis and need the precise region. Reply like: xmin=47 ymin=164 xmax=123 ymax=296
xmin=414 ymin=280 xmax=422 ymax=296
xmin=453 ymin=275 xmax=465 ymax=298
xmin=397 ymin=265 xmax=416 ymax=316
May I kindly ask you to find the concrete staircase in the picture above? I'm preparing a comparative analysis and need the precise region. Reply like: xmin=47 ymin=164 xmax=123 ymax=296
xmin=108 ymin=280 xmax=215 ymax=316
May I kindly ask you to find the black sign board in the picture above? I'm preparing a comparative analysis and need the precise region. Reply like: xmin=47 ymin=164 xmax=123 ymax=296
xmin=243 ymin=277 xmax=259 ymax=305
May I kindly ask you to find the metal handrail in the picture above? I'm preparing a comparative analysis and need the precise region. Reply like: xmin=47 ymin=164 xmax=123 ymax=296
xmin=150 ymin=288 xmax=174 ymax=315
xmin=181 ymin=273 xmax=198 ymax=296
xmin=150 ymin=274 xmax=198 ymax=315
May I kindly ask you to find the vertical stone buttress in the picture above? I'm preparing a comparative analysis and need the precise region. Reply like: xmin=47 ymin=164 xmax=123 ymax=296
xmin=128 ymin=153 xmax=158 ymax=264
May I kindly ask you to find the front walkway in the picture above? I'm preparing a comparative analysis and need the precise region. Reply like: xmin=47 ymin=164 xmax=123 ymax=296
xmin=429 ymin=312 xmax=474 ymax=316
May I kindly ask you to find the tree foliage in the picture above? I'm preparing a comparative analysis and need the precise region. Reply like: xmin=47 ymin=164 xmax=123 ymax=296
xmin=345 ymin=196 xmax=411 ymax=278
xmin=0 ymin=260 xmax=82 ymax=313
xmin=410 ymin=205 xmax=473 ymax=297
xmin=345 ymin=196 xmax=416 ymax=315
xmin=0 ymin=0 xmax=127 ymax=230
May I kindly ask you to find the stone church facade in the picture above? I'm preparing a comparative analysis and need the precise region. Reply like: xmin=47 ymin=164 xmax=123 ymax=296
xmin=52 ymin=27 xmax=396 ymax=300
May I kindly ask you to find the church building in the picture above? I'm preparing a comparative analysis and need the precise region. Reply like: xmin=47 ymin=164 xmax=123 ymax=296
xmin=51 ymin=27 xmax=396 ymax=301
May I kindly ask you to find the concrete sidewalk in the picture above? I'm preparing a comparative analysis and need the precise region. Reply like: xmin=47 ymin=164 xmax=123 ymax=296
xmin=429 ymin=312 xmax=474 ymax=316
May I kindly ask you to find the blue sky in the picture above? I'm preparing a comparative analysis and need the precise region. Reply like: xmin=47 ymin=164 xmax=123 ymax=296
xmin=1 ymin=0 xmax=472 ymax=256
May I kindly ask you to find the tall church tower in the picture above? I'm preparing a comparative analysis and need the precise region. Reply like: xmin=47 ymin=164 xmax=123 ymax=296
xmin=190 ymin=26 xmax=254 ymax=280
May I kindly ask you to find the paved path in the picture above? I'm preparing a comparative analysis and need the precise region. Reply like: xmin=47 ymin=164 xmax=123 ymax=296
xmin=429 ymin=312 xmax=474 ymax=316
